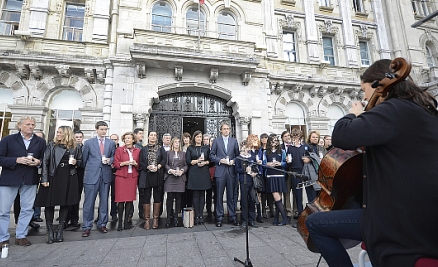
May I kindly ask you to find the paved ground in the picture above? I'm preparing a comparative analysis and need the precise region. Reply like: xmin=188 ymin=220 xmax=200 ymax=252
xmin=0 ymin=212 xmax=368 ymax=267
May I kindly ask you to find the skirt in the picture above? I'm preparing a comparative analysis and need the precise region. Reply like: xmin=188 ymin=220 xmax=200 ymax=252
xmin=266 ymin=175 xmax=287 ymax=193
xmin=115 ymin=173 xmax=138 ymax=202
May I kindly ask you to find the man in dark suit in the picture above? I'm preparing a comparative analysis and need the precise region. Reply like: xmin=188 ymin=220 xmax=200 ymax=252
xmin=66 ymin=131 xmax=85 ymax=228
xmin=81 ymin=121 xmax=116 ymax=237
xmin=0 ymin=116 xmax=46 ymax=247
xmin=210 ymin=121 xmax=240 ymax=227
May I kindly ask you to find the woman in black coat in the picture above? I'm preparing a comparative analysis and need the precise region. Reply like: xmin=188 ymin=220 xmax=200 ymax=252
xmin=185 ymin=130 xmax=211 ymax=225
xmin=138 ymin=131 xmax=166 ymax=230
xmin=35 ymin=126 xmax=82 ymax=244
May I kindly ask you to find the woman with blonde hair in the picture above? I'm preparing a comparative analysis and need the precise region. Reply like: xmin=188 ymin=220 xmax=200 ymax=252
xmin=164 ymin=137 xmax=188 ymax=227
xmin=35 ymin=126 xmax=82 ymax=244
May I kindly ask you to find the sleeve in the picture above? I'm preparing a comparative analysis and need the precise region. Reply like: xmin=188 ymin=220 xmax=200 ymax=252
xmin=113 ymin=148 xmax=123 ymax=170
xmin=185 ymin=147 xmax=192 ymax=166
xmin=235 ymin=157 xmax=244 ymax=174
xmin=0 ymin=137 xmax=18 ymax=169
xmin=109 ymin=142 xmax=116 ymax=165
xmin=181 ymin=152 xmax=188 ymax=173
xmin=75 ymin=145 xmax=83 ymax=168
xmin=209 ymin=140 xmax=220 ymax=165
xmin=81 ymin=141 xmax=89 ymax=168
xmin=332 ymin=101 xmax=398 ymax=150
xmin=139 ymin=147 xmax=148 ymax=170
xmin=159 ymin=147 xmax=166 ymax=167
xmin=165 ymin=151 xmax=171 ymax=172
xmin=41 ymin=144 xmax=52 ymax=183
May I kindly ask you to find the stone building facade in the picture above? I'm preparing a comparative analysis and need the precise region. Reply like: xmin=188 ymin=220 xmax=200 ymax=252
xmin=0 ymin=0 xmax=437 ymax=142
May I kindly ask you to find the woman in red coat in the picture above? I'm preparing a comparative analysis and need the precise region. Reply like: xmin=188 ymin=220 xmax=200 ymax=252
xmin=113 ymin=132 xmax=140 ymax=231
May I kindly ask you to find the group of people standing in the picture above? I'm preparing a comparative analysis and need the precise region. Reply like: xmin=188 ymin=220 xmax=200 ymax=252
xmin=0 ymin=116 xmax=331 ymax=252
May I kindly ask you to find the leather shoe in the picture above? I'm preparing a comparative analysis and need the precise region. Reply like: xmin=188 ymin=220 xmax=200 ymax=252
xmin=230 ymin=219 xmax=240 ymax=226
xmin=29 ymin=221 xmax=40 ymax=229
xmin=33 ymin=217 xmax=43 ymax=222
xmin=81 ymin=229 xmax=90 ymax=237
xmin=216 ymin=221 xmax=222 ymax=227
xmin=248 ymin=221 xmax=258 ymax=228
xmin=111 ymin=216 xmax=118 ymax=222
xmin=99 ymin=226 xmax=108 ymax=233
xmin=69 ymin=222 xmax=80 ymax=228
xmin=15 ymin=238 xmax=31 ymax=246
xmin=291 ymin=222 xmax=297 ymax=228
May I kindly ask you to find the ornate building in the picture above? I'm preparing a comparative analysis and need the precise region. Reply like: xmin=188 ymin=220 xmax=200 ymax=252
xmin=0 ymin=0 xmax=437 ymax=141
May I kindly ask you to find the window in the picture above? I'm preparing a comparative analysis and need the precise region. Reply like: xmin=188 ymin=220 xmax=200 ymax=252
xmin=283 ymin=32 xmax=297 ymax=62
xmin=327 ymin=105 xmax=345 ymax=133
xmin=320 ymin=0 xmax=331 ymax=7
xmin=62 ymin=4 xmax=84 ymax=41
xmin=426 ymin=45 xmax=435 ymax=67
xmin=0 ymin=88 xmax=13 ymax=140
xmin=48 ymin=90 xmax=83 ymax=140
xmin=0 ymin=0 xmax=23 ymax=35
xmin=186 ymin=6 xmax=205 ymax=36
xmin=152 ymin=2 xmax=172 ymax=33
xmin=359 ymin=41 xmax=370 ymax=66
xmin=412 ymin=0 xmax=430 ymax=17
xmin=323 ymin=37 xmax=335 ymax=66
xmin=217 ymin=11 xmax=236 ymax=40
xmin=353 ymin=0 xmax=365 ymax=13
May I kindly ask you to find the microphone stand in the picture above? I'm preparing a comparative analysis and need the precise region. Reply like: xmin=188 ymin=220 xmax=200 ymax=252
xmin=233 ymin=155 xmax=314 ymax=267
xmin=234 ymin=154 xmax=253 ymax=267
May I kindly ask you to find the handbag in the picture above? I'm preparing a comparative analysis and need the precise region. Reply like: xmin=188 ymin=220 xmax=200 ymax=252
xmin=252 ymin=174 xmax=263 ymax=191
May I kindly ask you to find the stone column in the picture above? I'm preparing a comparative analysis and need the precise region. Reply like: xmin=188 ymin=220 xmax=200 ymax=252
xmin=338 ymin=0 xmax=358 ymax=67
xmin=28 ymin=0 xmax=50 ymax=37
xmin=303 ymin=0 xmax=319 ymax=64
xmin=238 ymin=116 xmax=251 ymax=141
xmin=133 ymin=111 xmax=148 ymax=129
xmin=103 ymin=60 xmax=113 ymax=125
xmin=92 ymin=0 xmax=110 ymax=43
xmin=371 ymin=0 xmax=392 ymax=59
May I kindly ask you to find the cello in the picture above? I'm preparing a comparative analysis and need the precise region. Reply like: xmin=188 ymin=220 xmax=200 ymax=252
xmin=296 ymin=57 xmax=412 ymax=253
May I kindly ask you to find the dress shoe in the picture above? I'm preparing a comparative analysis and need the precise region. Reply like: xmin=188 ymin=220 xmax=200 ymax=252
xmin=99 ymin=226 xmax=108 ymax=233
xmin=230 ymin=219 xmax=240 ymax=226
xmin=293 ymin=211 xmax=299 ymax=219
xmin=33 ymin=217 xmax=43 ymax=222
xmin=29 ymin=221 xmax=40 ymax=229
xmin=15 ymin=238 xmax=31 ymax=246
xmin=241 ymin=222 xmax=247 ymax=228
xmin=82 ymin=229 xmax=91 ymax=237
xmin=291 ymin=222 xmax=297 ymax=228
xmin=69 ymin=222 xmax=80 ymax=228
xmin=216 ymin=221 xmax=222 ymax=227
xmin=256 ymin=216 xmax=264 ymax=223
xmin=111 ymin=216 xmax=118 ymax=222
xmin=127 ymin=215 xmax=133 ymax=223
xmin=248 ymin=221 xmax=258 ymax=228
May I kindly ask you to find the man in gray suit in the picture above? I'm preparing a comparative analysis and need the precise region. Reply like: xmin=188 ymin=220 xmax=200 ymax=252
xmin=81 ymin=121 xmax=116 ymax=237
xmin=210 ymin=121 xmax=240 ymax=227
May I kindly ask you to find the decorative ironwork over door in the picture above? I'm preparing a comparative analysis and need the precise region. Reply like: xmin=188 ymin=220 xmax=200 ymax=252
xmin=149 ymin=92 xmax=235 ymax=142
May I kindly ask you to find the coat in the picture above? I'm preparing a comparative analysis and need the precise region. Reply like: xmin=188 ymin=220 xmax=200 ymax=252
xmin=301 ymin=151 xmax=321 ymax=191
xmin=209 ymin=136 xmax=239 ymax=178
xmin=41 ymin=142 xmax=83 ymax=183
xmin=0 ymin=132 xmax=46 ymax=186
xmin=113 ymin=146 xmax=140 ymax=178
xmin=82 ymin=136 xmax=116 ymax=185
xmin=138 ymin=145 xmax=166 ymax=188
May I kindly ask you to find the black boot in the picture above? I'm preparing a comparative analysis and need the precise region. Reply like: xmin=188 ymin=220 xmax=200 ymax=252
xmin=117 ymin=203 xmax=124 ymax=231
xmin=124 ymin=202 xmax=132 ymax=230
xmin=275 ymin=199 xmax=288 ymax=226
xmin=174 ymin=216 xmax=179 ymax=227
xmin=256 ymin=203 xmax=263 ymax=223
xmin=165 ymin=218 xmax=171 ymax=228
xmin=55 ymin=222 xmax=65 ymax=242
xmin=46 ymin=223 xmax=54 ymax=244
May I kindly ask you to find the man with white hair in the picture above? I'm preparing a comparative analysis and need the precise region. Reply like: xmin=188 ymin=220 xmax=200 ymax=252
xmin=0 ymin=116 xmax=46 ymax=248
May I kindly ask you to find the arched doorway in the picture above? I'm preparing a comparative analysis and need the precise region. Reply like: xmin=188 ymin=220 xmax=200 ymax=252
xmin=0 ymin=87 xmax=13 ymax=140
xmin=47 ymin=89 xmax=84 ymax=140
xmin=149 ymin=92 xmax=236 ymax=142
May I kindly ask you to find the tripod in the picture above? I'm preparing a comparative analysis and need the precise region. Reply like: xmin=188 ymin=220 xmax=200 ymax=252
xmin=234 ymin=155 xmax=253 ymax=267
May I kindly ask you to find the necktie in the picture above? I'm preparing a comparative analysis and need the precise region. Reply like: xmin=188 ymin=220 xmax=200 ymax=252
xmin=100 ymin=138 xmax=104 ymax=155
xmin=224 ymin=137 xmax=228 ymax=153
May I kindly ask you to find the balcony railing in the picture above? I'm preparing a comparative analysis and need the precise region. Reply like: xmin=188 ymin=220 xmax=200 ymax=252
xmin=149 ymin=24 xmax=236 ymax=40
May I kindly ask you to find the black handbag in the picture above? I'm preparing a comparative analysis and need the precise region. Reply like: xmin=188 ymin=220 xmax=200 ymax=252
xmin=252 ymin=174 xmax=263 ymax=191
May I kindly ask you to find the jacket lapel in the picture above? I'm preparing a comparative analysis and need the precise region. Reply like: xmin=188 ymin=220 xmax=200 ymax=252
xmin=15 ymin=132 xmax=26 ymax=151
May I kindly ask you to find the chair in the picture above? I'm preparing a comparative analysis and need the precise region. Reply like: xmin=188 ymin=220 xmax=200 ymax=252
xmin=359 ymin=242 xmax=438 ymax=267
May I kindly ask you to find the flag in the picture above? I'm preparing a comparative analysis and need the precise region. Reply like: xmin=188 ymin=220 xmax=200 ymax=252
xmin=193 ymin=0 xmax=205 ymax=4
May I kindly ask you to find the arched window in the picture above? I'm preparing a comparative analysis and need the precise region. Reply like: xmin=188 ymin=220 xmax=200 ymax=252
xmin=327 ymin=105 xmax=345 ymax=133
xmin=186 ymin=6 xmax=206 ymax=36
xmin=151 ymin=2 xmax=172 ymax=33
xmin=285 ymin=102 xmax=307 ymax=137
xmin=48 ymin=90 xmax=83 ymax=140
xmin=425 ymin=45 xmax=435 ymax=68
xmin=217 ymin=11 xmax=236 ymax=40
xmin=0 ymin=87 xmax=13 ymax=139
